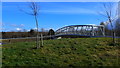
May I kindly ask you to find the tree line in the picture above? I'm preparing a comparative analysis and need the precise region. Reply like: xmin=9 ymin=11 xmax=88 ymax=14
xmin=2 ymin=29 xmax=55 ymax=39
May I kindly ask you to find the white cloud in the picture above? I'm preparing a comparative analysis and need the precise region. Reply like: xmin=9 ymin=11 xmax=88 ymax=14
xmin=0 ymin=22 xmax=2 ymax=26
xmin=86 ymin=24 xmax=96 ymax=25
xmin=11 ymin=24 xmax=25 ymax=27
xmin=20 ymin=24 xmax=25 ymax=27
xmin=33 ymin=27 xmax=37 ymax=30
xmin=41 ymin=7 xmax=97 ymax=14
xmin=33 ymin=27 xmax=42 ymax=31
xmin=0 ymin=28 xmax=6 ymax=31
xmin=0 ymin=22 xmax=5 ymax=31
xmin=11 ymin=24 xmax=17 ymax=27
xmin=16 ymin=28 xmax=22 ymax=31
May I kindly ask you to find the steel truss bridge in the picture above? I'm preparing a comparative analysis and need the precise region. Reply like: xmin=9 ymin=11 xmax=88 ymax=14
xmin=55 ymin=25 xmax=105 ymax=37
xmin=1 ymin=25 xmax=106 ymax=41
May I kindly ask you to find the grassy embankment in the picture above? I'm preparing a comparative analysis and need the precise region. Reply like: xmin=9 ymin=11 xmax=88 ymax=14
xmin=2 ymin=38 xmax=120 ymax=67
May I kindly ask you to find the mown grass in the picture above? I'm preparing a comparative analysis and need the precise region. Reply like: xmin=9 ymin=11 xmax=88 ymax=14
xmin=2 ymin=38 xmax=120 ymax=67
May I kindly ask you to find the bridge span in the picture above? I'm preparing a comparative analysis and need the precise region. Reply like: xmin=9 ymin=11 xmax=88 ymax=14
xmin=55 ymin=25 xmax=105 ymax=38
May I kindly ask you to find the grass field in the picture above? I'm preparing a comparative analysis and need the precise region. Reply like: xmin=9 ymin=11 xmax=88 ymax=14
xmin=2 ymin=38 xmax=120 ymax=67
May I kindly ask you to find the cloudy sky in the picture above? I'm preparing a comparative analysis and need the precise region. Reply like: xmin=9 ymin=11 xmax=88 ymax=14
xmin=2 ymin=2 xmax=118 ymax=32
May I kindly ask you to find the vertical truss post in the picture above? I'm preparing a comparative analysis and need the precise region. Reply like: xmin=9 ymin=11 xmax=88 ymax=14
xmin=88 ymin=26 xmax=91 ymax=35
xmin=103 ymin=26 xmax=105 ymax=36
xmin=92 ymin=25 xmax=94 ymax=36
xmin=76 ymin=26 xmax=78 ymax=34
xmin=72 ymin=27 xmax=74 ymax=34
xmin=81 ymin=26 xmax=83 ymax=35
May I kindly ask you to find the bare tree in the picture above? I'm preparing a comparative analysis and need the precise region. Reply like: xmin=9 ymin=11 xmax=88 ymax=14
xmin=98 ymin=3 xmax=118 ymax=44
xmin=20 ymin=2 xmax=40 ymax=48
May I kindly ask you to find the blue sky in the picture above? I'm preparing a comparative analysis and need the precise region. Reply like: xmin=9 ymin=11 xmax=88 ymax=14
xmin=2 ymin=2 xmax=117 ymax=32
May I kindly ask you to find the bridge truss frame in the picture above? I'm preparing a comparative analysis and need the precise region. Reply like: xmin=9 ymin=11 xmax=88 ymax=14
xmin=55 ymin=25 xmax=105 ymax=36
